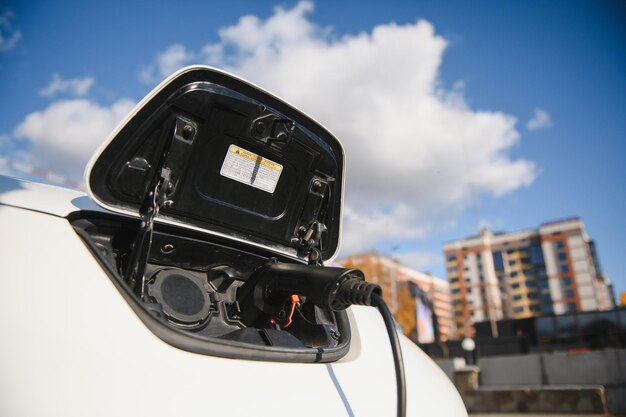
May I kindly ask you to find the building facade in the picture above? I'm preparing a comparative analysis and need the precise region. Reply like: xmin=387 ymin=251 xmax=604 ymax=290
xmin=444 ymin=218 xmax=615 ymax=338
xmin=337 ymin=252 xmax=454 ymax=343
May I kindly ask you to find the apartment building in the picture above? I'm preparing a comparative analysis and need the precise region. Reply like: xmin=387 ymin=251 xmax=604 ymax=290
xmin=337 ymin=252 xmax=454 ymax=342
xmin=444 ymin=218 xmax=615 ymax=338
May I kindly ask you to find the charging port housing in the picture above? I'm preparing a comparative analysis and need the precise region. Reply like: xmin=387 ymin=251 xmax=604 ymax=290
xmin=72 ymin=212 xmax=353 ymax=362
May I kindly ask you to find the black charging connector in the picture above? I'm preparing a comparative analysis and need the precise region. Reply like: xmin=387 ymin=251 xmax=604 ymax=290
xmin=237 ymin=261 xmax=407 ymax=417
xmin=237 ymin=262 xmax=380 ymax=325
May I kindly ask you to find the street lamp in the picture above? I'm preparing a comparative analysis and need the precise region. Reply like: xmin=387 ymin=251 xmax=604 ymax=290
xmin=461 ymin=337 xmax=476 ymax=365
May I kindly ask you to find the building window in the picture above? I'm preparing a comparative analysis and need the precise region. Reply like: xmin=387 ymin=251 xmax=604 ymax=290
xmin=530 ymin=244 xmax=545 ymax=266
xmin=447 ymin=266 xmax=457 ymax=273
xmin=554 ymin=241 xmax=565 ymax=250
xmin=467 ymin=288 xmax=473 ymax=294
xmin=510 ymin=271 xmax=518 ymax=278
xmin=530 ymin=305 xmax=541 ymax=312
xmin=447 ymin=254 xmax=456 ymax=262
xmin=528 ymin=292 xmax=539 ymax=299
xmin=451 ymin=288 xmax=460 ymax=294
xmin=523 ymin=269 xmax=534 ymax=276
xmin=539 ymin=279 xmax=549 ymax=289
xmin=509 ymin=260 xmax=517 ymax=266
xmin=565 ymin=302 xmax=578 ymax=313
xmin=492 ymin=251 xmax=504 ymax=271
xmin=564 ymin=289 xmax=575 ymax=299
xmin=514 ymin=306 xmax=524 ymax=313
xmin=450 ymin=278 xmax=459 ymax=284
xmin=511 ymin=283 xmax=521 ymax=289
xmin=542 ymin=294 xmax=552 ymax=303
xmin=557 ymin=252 xmax=567 ymax=261
xmin=526 ymin=280 xmax=537 ymax=287
xmin=560 ymin=265 xmax=569 ymax=273
xmin=562 ymin=277 xmax=572 ymax=286
xmin=513 ymin=295 xmax=523 ymax=301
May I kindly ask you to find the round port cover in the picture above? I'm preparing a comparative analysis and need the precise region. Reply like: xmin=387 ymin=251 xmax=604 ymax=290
xmin=147 ymin=269 xmax=210 ymax=326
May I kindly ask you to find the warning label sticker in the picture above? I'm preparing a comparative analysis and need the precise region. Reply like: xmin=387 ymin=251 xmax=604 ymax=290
xmin=220 ymin=144 xmax=283 ymax=193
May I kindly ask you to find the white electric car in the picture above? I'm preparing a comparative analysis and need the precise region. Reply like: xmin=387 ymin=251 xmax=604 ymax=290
xmin=0 ymin=66 xmax=466 ymax=417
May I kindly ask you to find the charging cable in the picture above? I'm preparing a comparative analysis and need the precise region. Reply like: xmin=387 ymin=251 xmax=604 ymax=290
xmin=238 ymin=263 xmax=406 ymax=417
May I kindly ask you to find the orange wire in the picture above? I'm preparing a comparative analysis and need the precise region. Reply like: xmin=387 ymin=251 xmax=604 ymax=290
xmin=283 ymin=295 xmax=300 ymax=328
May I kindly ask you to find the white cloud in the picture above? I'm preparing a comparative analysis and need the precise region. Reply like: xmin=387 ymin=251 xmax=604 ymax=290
xmin=139 ymin=2 xmax=324 ymax=83
xmin=341 ymin=205 xmax=429 ymax=255
xmin=13 ymin=98 xmax=136 ymax=181
xmin=526 ymin=108 xmax=552 ymax=131
xmin=139 ymin=44 xmax=196 ymax=84
xmin=0 ymin=10 xmax=21 ymax=52
xmin=139 ymin=1 xmax=537 ymax=255
xmin=39 ymin=74 xmax=95 ymax=98
xmin=395 ymin=250 xmax=442 ymax=272
xmin=0 ymin=133 xmax=10 ymax=147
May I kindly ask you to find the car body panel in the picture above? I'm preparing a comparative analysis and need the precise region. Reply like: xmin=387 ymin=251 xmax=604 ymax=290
xmin=0 ymin=199 xmax=467 ymax=416
xmin=0 ymin=175 xmax=103 ymax=217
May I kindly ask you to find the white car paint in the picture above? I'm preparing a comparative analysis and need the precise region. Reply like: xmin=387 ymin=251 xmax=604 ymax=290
xmin=0 ymin=176 xmax=466 ymax=416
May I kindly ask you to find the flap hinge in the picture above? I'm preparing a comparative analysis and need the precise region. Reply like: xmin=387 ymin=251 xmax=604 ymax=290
xmin=292 ymin=176 xmax=330 ymax=265
xmin=125 ymin=168 xmax=172 ymax=298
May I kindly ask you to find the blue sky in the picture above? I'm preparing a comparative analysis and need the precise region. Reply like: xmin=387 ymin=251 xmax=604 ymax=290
xmin=1 ymin=1 xmax=625 ymax=295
